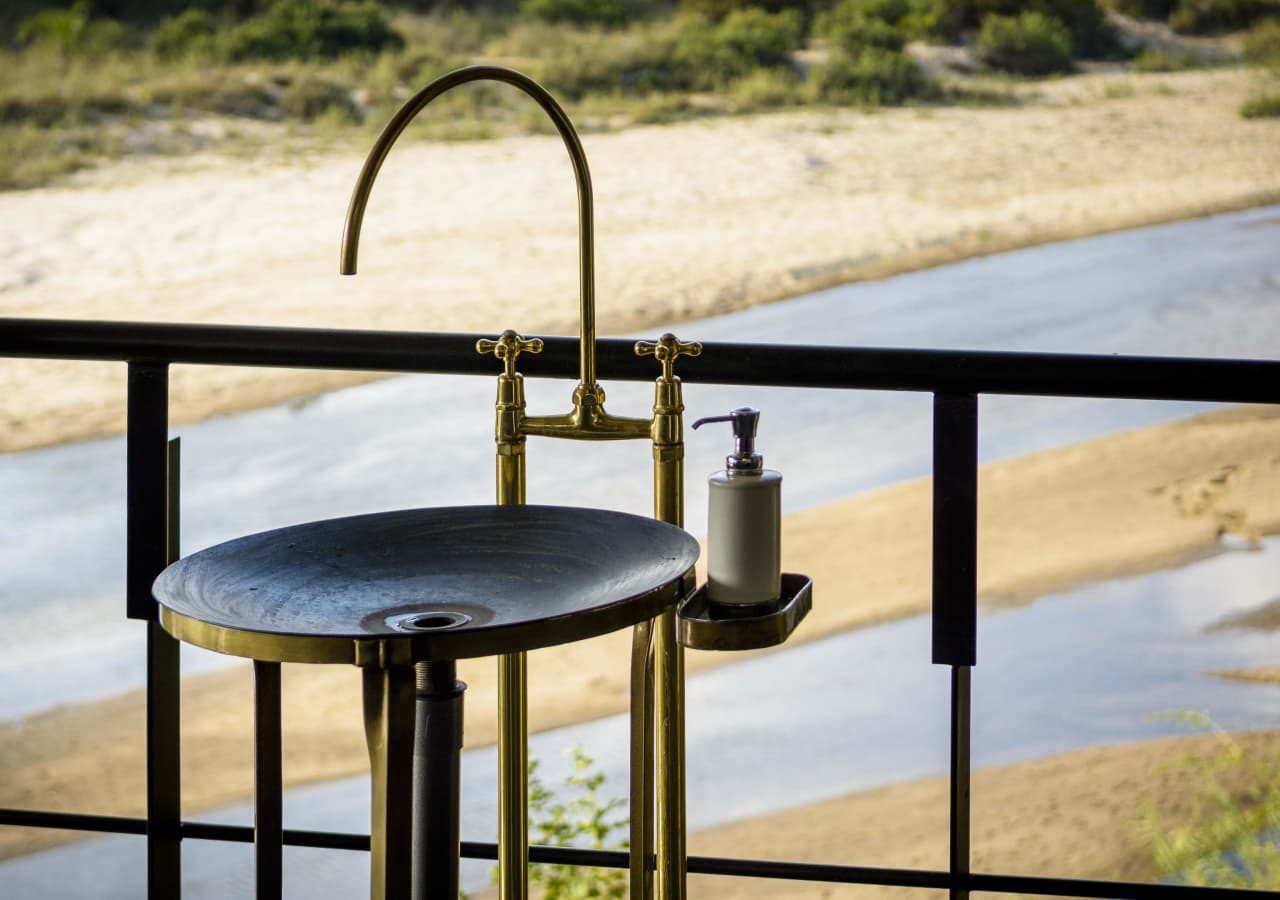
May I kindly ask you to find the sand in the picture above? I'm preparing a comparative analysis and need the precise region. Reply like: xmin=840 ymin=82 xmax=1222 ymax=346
xmin=2 ymin=67 xmax=1280 ymax=453
xmin=1 ymin=403 xmax=1277 ymax=862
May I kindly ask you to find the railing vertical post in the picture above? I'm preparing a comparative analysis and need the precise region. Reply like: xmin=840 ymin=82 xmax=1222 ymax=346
xmin=932 ymin=392 xmax=977 ymax=900
xmin=254 ymin=660 xmax=283 ymax=900
xmin=128 ymin=363 xmax=181 ymax=898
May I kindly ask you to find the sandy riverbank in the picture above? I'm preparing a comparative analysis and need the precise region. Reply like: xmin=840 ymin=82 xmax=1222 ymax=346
xmin=1 ymin=403 xmax=1277 ymax=861
xmin=2 ymin=67 xmax=1280 ymax=453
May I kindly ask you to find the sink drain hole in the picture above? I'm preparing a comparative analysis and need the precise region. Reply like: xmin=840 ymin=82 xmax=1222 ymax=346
xmin=387 ymin=610 xmax=472 ymax=632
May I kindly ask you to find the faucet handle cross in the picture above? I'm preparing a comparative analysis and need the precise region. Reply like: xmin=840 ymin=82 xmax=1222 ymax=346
xmin=635 ymin=333 xmax=702 ymax=383
xmin=476 ymin=329 xmax=544 ymax=379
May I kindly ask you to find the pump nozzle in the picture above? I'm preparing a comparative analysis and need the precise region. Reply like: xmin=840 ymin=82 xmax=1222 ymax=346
xmin=692 ymin=407 xmax=763 ymax=473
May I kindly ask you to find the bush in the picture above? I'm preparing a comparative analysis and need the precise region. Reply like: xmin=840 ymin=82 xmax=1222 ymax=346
xmin=678 ymin=0 xmax=819 ymax=25
xmin=525 ymin=26 xmax=690 ymax=98
xmin=1240 ymin=89 xmax=1280 ymax=116
xmin=1169 ymin=0 xmax=1280 ymax=34
xmin=816 ymin=0 xmax=910 ymax=52
xmin=1244 ymin=17 xmax=1280 ymax=64
xmin=17 ymin=1 xmax=130 ymax=57
xmin=812 ymin=46 xmax=932 ymax=104
xmin=507 ymin=748 xmax=628 ymax=900
xmin=1133 ymin=47 xmax=1200 ymax=69
xmin=674 ymin=8 xmax=804 ymax=88
xmin=936 ymin=0 xmax=1121 ymax=57
xmin=519 ymin=0 xmax=632 ymax=28
xmin=150 ymin=8 xmax=218 ymax=61
xmin=279 ymin=75 xmax=362 ymax=123
xmin=978 ymin=11 xmax=1074 ymax=75
xmin=224 ymin=0 xmax=404 ymax=61
xmin=1110 ymin=0 xmax=1179 ymax=17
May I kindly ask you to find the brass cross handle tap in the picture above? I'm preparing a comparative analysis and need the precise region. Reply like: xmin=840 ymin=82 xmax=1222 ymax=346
xmin=477 ymin=330 xmax=544 ymax=378
xmin=635 ymin=333 xmax=703 ymax=382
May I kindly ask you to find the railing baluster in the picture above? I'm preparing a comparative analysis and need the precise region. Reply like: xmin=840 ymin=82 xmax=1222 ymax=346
xmin=128 ymin=364 xmax=182 ymax=898
xmin=932 ymin=392 xmax=978 ymax=900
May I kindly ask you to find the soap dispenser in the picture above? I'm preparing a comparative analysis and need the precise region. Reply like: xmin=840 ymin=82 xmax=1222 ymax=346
xmin=692 ymin=407 xmax=782 ymax=613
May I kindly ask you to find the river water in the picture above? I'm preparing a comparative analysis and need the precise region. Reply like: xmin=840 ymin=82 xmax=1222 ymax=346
xmin=1 ymin=207 xmax=1278 ymax=894
xmin=2 ymin=205 xmax=1277 ymax=721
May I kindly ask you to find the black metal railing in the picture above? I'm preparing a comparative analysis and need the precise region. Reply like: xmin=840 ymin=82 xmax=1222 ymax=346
xmin=2 ymin=314 xmax=1279 ymax=900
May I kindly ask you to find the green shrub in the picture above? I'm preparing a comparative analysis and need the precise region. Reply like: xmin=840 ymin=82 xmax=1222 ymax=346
xmin=729 ymin=66 xmax=803 ymax=108
xmin=1170 ymin=0 xmax=1280 ymax=34
xmin=816 ymin=0 xmax=910 ymax=52
xmin=977 ymin=11 xmax=1074 ymax=75
xmin=1109 ymin=0 xmax=1179 ymax=17
xmin=1244 ymin=17 xmax=1280 ymax=62
xmin=678 ymin=0 xmax=819 ymax=25
xmin=150 ymin=8 xmax=218 ymax=61
xmin=17 ymin=1 xmax=130 ymax=57
xmin=526 ymin=26 xmax=690 ymax=98
xmin=280 ymin=75 xmax=361 ymax=123
xmin=937 ymin=0 xmax=1121 ymax=57
xmin=1141 ymin=713 xmax=1280 ymax=889
xmin=519 ymin=0 xmax=632 ymax=28
xmin=224 ymin=0 xmax=404 ymax=61
xmin=1240 ymin=89 xmax=1280 ymax=116
xmin=505 ymin=748 xmax=628 ymax=900
xmin=674 ymin=8 xmax=803 ymax=88
xmin=1133 ymin=47 xmax=1200 ymax=69
xmin=812 ymin=46 xmax=932 ymax=104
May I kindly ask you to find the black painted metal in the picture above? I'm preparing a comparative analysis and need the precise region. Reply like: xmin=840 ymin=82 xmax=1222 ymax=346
xmin=254 ymin=661 xmax=283 ymax=900
xmin=127 ymin=363 xmax=169 ymax=622
xmin=932 ymin=393 xmax=979 ymax=666
xmin=950 ymin=666 xmax=973 ymax=900
xmin=4 ymin=317 xmax=1280 ymax=401
xmin=129 ymin=366 xmax=181 ymax=899
xmin=4 ymin=808 xmax=1279 ymax=898
xmin=412 ymin=661 xmax=464 ymax=900
xmin=153 ymin=505 xmax=700 ymax=661
xmin=7 ymin=317 xmax=1280 ymax=899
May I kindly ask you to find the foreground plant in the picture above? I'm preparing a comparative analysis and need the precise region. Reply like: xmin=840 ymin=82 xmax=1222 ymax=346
xmin=492 ymin=746 xmax=629 ymax=899
xmin=1140 ymin=711 xmax=1280 ymax=888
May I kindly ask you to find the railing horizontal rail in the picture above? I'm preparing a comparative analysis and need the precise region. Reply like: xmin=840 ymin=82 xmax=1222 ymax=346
xmin=4 ymin=809 xmax=1272 ymax=899
xmin=2 ymin=316 xmax=1278 ymax=402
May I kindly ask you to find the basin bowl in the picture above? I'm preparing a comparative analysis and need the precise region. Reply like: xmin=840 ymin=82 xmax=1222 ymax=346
xmin=153 ymin=505 xmax=699 ymax=664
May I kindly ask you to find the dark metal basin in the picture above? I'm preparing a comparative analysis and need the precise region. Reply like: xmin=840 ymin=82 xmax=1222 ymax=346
xmin=153 ymin=505 xmax=699 ymax=664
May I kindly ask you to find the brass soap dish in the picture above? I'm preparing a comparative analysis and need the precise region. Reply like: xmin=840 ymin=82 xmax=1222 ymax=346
xmin=677 ymin=573 xmax=812 ymax=652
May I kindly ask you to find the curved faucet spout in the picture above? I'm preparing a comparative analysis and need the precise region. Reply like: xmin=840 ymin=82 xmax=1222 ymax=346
xmin=340 ymin=65 xmax=600 ymax=391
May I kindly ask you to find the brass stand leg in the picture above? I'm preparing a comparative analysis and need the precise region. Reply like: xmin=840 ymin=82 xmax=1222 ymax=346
xmin=653 ymin=609 xmax=686 ymax=900
xmin=497 ymin=651 xmax=528 ymax=900
xmin=629 ymin=621 xmax=656 ymax=900
xmin=363 ymin=665 xmax=416 ymax=900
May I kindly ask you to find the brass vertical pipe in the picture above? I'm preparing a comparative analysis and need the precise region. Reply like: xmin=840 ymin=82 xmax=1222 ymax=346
xmin=629 ymin=620 xmax=655 ymax=899
xmin=342 ymin=66 xmax=598 ymax=393
xmin=491 ymin=345 xmax=530 ymax=900
xmin=644 ymin=339 xmax=695 ymax=900
xmin=363 ymin=664 xmax=417 ymax=900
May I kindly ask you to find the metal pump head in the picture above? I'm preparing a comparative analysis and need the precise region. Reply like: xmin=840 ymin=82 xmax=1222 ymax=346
xmin=692 ymin=407 xmax=763 ymax=474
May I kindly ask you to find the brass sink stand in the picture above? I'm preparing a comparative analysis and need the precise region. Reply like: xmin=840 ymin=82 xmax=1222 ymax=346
xmin=342 ymin=65 xmax=701 ymax=900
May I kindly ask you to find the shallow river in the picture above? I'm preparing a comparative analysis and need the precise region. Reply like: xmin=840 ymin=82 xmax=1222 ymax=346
xmin=2 ymin=205 xmax=1277 ymax=720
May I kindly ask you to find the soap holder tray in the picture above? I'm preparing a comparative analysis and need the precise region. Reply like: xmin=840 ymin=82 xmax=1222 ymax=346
xmin=677 ymin=573 xmax=812 ymax=652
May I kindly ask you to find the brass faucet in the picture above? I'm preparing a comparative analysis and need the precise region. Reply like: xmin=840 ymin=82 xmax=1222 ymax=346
xmin=341 ymin=66 xmax=699 ymax=900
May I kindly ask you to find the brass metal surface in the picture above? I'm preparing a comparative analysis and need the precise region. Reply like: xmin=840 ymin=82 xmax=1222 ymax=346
xmin=677 ymin=573 xmax=813 ymax=651
xmin=364 ymin=665 xmax=416 ymax=900
xmin=344 ymin=62 xmax=707 ymax=900
xmin=343 ymin=66 xmax=599 ymax=392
